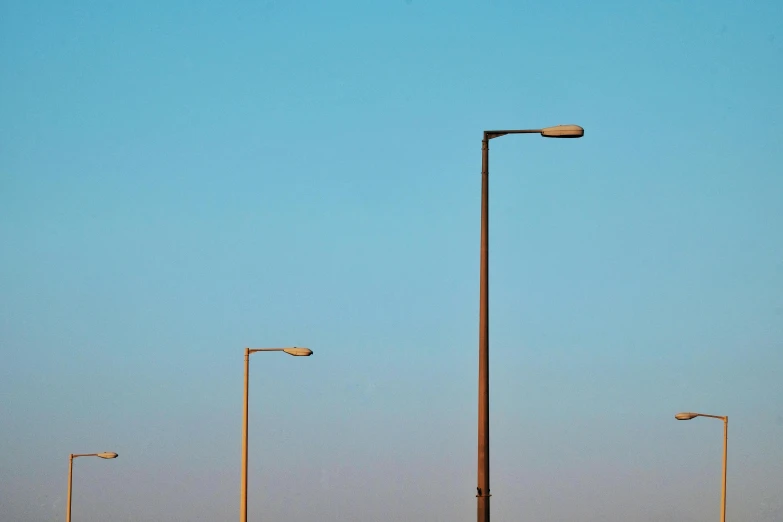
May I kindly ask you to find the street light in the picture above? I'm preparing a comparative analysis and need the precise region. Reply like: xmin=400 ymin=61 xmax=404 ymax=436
xmin=66 ymin=452 xmax=119 ymax=522
xmin=476 ymin=124 xmax=584 ymax=522
xmin=240 ymin=347 xmax=313 ymax=522
xmin=675 ymin=411 xmax=729 ymax=522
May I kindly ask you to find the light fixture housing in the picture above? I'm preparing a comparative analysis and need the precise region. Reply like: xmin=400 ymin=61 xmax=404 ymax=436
xmin=97 ymin=452 xmax=119 ymax=459
xmin=675 ymin=412 xmax=698 ymax=420
xmin=540 ymin=124 xmax=584 ymax=138
xmin=283 ymin=347 xmax=313 ymax=356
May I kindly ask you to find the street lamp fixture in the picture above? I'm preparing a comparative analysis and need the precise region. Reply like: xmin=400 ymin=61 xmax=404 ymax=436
xmin=675 ymin=412 xmax=699 ymax=420
xmin=541 ymin=124 xmax=585 ymax=138
xmin=240 ymin=347 xmax=313 ymax=522
xmin=476 ymin=124 xmax=583 ymax=522
xmin=66 ymin=452 xmax=119 ymax=522
xmin=96 ymin=452 xmax=119 ymax=459
xmin=674 ymin=411 xmax=729 ymax=522
xmin=282 ymin=347 xmax=313 ymax=356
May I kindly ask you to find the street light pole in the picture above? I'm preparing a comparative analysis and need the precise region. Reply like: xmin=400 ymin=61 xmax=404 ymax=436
xmin=240 ymin=348 xmax=251 ymax=522
xmin=477 ymin=132 xmax=491 ymax=522
xmin=66 ymin=454 xmax=74 ymax=522
xmin=240 ymin=346 xmax=313 ymax=522
xmin=65 ymin=452 xmax=118 ymax=522
xmin=477 ymin=125 xmax=583 ymax=522
xmin=721 ymin=416 xmax=728 ymax=522
xmin=674 ymin=412 xmax=728 ymax=522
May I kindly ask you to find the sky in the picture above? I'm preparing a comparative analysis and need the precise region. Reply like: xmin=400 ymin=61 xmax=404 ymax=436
xmin=1 ymin=0 xmax=782 ymax=520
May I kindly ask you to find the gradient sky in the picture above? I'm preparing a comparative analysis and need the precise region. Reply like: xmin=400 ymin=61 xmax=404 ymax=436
xmin=1 ymin=1 xmax=782 ymax=521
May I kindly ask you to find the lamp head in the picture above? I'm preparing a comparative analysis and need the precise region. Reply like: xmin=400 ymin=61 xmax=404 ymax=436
xmin=675 ymin=412 xmax=698 ymax=420
xmin=541 ymin=124 xmax=584 ymax=138
xmin=97 ymin=452 xmax=119 ymax=459
xmin=283 ymin=347 xmax=313 ymax=356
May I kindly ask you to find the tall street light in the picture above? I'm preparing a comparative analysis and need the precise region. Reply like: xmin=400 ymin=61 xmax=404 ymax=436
xmin=240 ymin=347 xmax=313 ymax=522
xmin=477 ymin=124 xmax=584 ymax=522
xmin=675 ymin=411 xmax=729 ymax=522
xmin=66 ymin=452 xmax=118 ymax=522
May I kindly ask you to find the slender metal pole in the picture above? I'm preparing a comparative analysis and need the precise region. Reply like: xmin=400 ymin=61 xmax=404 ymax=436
xmin=66 ymin=454 xmax=74 ymax=522
xmin=473 ymin=127 xmax=580 ymax=522
xmin=240 ymin=348 xmax=250 ymax=522
xmin=721 ymin=417 xmax=728 ymax=522
xmin=477 ymin=134 xmax=490 ymax=522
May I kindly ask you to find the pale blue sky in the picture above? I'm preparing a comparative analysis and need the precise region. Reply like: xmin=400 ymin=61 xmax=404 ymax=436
xmin=1 ymin=1 xmax=781 ymax=521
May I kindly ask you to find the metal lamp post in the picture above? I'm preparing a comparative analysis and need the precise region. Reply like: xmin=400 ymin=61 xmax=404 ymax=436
xmin=66 ymin=452 xmax=118 ymax=522
xmin=240 ymin=347 xmax=313 ymax=522
xmin=477 ymin=124 xmax=584 ymax=522
xmin=675 ymin=411 xmax=729 ymax=522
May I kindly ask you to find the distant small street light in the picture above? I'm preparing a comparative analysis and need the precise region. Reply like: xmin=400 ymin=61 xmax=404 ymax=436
xmin=675 ymin=411 xmax=729 ymax=522
xmin=66 ymin=451 xmax=119 ymax=522
xmin=240 ymin=347 xmax=313 ymax=522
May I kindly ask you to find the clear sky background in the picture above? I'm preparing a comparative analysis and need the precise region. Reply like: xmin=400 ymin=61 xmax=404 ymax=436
xmin=1 ymin=1 xmax=781 ymax=521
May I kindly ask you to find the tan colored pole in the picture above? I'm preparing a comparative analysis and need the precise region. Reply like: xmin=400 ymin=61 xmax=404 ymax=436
xmin=66 ymin=454 xmax=74 ymax=522
xmin=240 ymin=348 xmax=250 ymax=522
xmin=721 ymin=417 xmax=728 ymax=522
xmin=473 ymin=128 xmax=580 ymax=522
xmin=477 ymin=135 xmax=490 ymax=522
xmin=676 ymin=412 xmax=729 ymax=522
